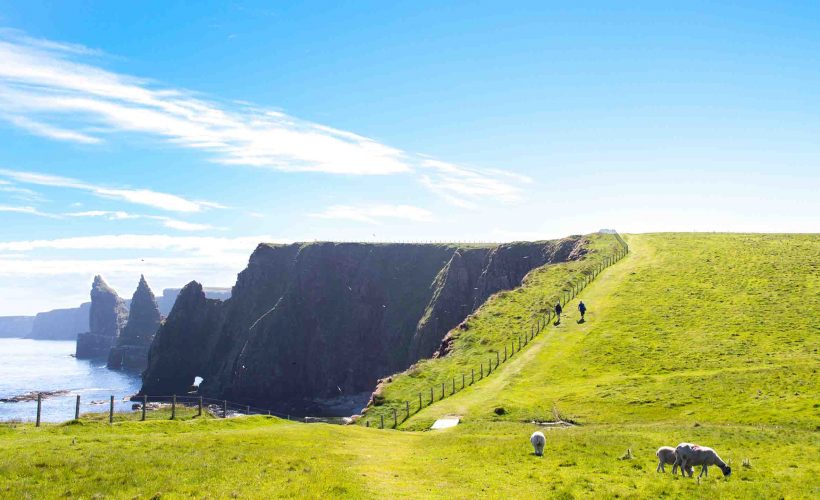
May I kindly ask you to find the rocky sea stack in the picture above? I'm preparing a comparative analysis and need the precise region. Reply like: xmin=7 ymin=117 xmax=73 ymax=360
xmin=141 ymin=237 xmax=587 ymax=415
xmin=108 ymin=275 xmax=161 ymax=371
xmin=75 ymin=275 xmax=128 ymax=359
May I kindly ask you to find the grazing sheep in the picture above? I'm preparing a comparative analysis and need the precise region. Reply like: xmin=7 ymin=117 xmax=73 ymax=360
xmin=530 ymin=431 xmax=546 ymax=456
xmin=674 ymin=443 xmax=732 ymax=478
xmin=656 ymin=446 xmax=693 ymax=475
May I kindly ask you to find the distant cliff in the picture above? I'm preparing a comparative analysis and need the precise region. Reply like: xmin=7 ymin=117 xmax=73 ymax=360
xmin=141 ymin=237 xmax=587 ymax=414
xmin=76 ymin=276 xmax=128 ymax=359
xmin=27 ymin=303 xmax=91 ymax=340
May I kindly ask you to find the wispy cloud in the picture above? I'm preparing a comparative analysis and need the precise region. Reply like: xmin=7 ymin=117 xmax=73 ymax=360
xmin=0 ymin=168 xmax=220 ymax=213
xmin=65 ymin=209 xmax=218 ymax=231
xmin=310 ymin=204 xmax=434 ymax=224
xmin=0 ymin=30 xmax=530 ymax=207
xmin=0 ymin=234 xmax=278 ymax=255
xmin=0 ymin=204 xmax=57 ymax=218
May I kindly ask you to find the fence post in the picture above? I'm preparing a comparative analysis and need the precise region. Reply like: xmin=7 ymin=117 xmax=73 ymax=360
xmin=452 ymin=378 xmax=455 ymax=395
xmin=480 ymin=363 xmax=484 ymax=379
xmin=366 ymin=420 xmax=370 ymax=427
xmin=419 ymin=392 xmax=422 ymax=410
xmin=441 ymin=382 xmax=445 ymax=399
xmin=380 ymin=415 xmax=384 ymax=429
xmin=504 ymin=345 xmax=507 ymax=361
xmin=393 ymin=408 xmax=397 ymax=428
xmin=496 ymin=351 xmax=500 ymax=366
xmin=246 ymin=405 xmax=251 ymax=415
xmin=36 ymin=393 xmax=41 ymax=427
xmin=75 ymin=394 xmax=80 ymax=420
xmin=430 ymin=387 xmax=434 ymax=404
xmin=405 ymin=401 xmax=410 ymax=420
xmin=171 ymin=395 xmax=176 ymax=420
xmin=471 ymin=368 xmax=475 ymax=384
xmin=462 ymin=373 xmax=465 ymax=389
xmin=223 ymin=400 xmax=227 ymax=418
xmin=142 ymin=395 xmax=147 ymax=421
xmin=198 ymin=396 xmax=203 ymax=417
xmin=109 ymin=395 xmax=114 ymax=424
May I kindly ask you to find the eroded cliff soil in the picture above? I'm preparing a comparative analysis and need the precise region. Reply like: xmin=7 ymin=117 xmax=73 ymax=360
xmin=141 ymin=238 xmax=586 ymax=414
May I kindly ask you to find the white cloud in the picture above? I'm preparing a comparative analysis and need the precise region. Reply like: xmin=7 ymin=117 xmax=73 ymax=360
xmin=311 ymin=204 xmax=434 ymax=224
xmin=64 ymin=209 xmax=218 ymax=231
xmin=0 ymin=31 xmax=531 ymax=207
xmin=1 ymin=113 xmax=101 ymax=144
xmin=0 ymin=234 xmax=282 ymax=255
xmin=0 ymin=168 xmax=218 ymax=213
xmin=0 ymin=204 xmax=57 ymax=218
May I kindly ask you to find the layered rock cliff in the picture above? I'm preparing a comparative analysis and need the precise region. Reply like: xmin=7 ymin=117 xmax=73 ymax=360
xmin=141 ymin=237 xmax=586 ymax=414
xmin=28 ymin=303 xmax=91 ymax=340
xmin=108 ymin=275 xmax=161 ymax=371
xmin=75 ymin=276 xmax=128 ymax=358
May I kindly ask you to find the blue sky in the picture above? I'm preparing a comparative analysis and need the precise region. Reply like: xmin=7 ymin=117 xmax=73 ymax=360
xmin=0 ymin=1 xmax=818 ymax=315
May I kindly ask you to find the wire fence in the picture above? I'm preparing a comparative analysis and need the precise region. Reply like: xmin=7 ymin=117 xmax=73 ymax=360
xmin=22 ymin=392 xmax=338 ymax=426
xmin=360 ymin=234 xmax=630 ymax=429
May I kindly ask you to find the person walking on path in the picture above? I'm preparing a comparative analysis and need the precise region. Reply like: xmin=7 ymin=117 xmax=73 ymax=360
xmin=578 ymin=301 xmax=587 ymax=322
xmin=554 ymin=302 xmax=563 ymax=325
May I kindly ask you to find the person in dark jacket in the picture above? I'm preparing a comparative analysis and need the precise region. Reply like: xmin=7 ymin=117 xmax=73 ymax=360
xmin=578 ymin=301 xmax=587 ymax=321
xmin=554 ymin=302 xmax=563 ymax=325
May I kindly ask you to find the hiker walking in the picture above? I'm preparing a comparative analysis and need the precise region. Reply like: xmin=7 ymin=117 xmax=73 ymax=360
xmin=554 ymin=302 xmax=563 ymax=324
xmin=578 ymin=301 xmax=587 ymax=321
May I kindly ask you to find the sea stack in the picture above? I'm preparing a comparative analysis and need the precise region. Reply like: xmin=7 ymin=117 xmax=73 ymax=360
xmin=108 ymin=275 xmax=161 ymax=371
xmin=75 ymin=275 xmax=128 ymax=359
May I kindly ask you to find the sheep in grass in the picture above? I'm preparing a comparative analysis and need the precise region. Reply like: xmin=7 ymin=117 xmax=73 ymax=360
xmin=530 ymin=431 xmax=546 ymax=456
xmin=674 ymin=443 xmax=732 ymax=478
xmin=656 ymin=446 xmax=693 ymax=476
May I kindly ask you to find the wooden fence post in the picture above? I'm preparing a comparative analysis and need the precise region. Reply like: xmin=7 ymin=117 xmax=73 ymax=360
xmin=36 ymin=393 xmax=41 ymax=427
xmin=405 ymin=401 xmax=410 ymax=420
xmin=198 ymin=396 xmax=203 ymax=417
xmin=75 ymin=394 xmax=81 ymax=420
xmin=223 ymin=400 xmax=227 ymax=418
xmin=471 ymin=368 xmax=475 ymax=384
xmin=504 ymin=344 xmax=507 ymax=361
xmin=496 ymin=351 xmax=500 ymax=366
xmin=419 ymin=392 xmax=422 ymax=411
xmin=393 ymin=408 xmax=397 ymax=428
xmin=430 ymin=387 xmax=434 ymax=404
xmin=380 ymin=415 xmax=384 ymax=429
xmin=246 ymin=405 xmax=251 ymax=415
xmin=441 ymin=382 xmax=445 ymax=399
xmin=462 ymin=373 xmax=465 ymax=389
xmin=171 ymin=395 xmax=176 ymax=420
xmin=366 ymin=420 xmax=370 ymax=427
xmin=109 ymin=395 xmax=114 ymax=424
xmin=480 ymin=363 xmax=484 ymax=379
xmin=452 ymin=378 xmax=455 ymax=395
xmin=142 ymin=395 xmax=147 ymax=421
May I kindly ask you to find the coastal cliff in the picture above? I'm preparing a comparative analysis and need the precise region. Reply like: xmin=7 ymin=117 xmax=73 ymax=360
xmin=107 ymin=276 xmax=162 ymax=371
xmin=141 ymin=237 xmax=587 ymax=414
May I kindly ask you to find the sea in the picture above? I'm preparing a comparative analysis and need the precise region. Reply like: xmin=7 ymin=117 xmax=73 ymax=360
xmin=0 ymin=338 xmax=142 ymax=423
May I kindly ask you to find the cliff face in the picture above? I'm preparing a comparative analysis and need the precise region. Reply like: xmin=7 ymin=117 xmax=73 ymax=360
xmin=27 ymin=303 xmax=90 ymax=340
xmin=141 ymin=238 xmax=586 ymax=414
xmin=108 ymin=275 xmax=162 ymax=371
xmin=75 ymin=276 xmax=128 ymax=358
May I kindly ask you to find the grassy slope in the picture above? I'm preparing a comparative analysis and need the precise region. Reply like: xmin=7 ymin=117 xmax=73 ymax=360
xmin=363 ymin=233 xmax=625 ymax=426
xmin=1 ymin=233 xmax=818 ymax=499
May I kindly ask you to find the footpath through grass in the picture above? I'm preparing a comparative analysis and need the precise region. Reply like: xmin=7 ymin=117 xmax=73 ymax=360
xmin=1 ymin=233 xmax=817 ymax=498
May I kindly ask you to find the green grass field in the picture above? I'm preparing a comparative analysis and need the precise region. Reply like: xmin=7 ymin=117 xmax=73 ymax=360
xmin=1 ymin=233 xmax=817 ymax=499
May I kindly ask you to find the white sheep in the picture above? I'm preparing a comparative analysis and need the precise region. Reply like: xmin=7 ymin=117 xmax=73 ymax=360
xmin=674 ymin=443 xmax=732 ymax=478
xmin=656 ymin=446 xmax=693 ymax=475
xmin=530 ymin=431 xmax=546 ymax=456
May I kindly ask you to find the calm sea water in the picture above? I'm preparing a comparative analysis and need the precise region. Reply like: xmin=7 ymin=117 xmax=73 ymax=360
xmin=0 ymin=338 xmax=141 ymax=422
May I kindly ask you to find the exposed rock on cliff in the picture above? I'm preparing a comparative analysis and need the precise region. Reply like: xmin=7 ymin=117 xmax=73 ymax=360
xmin=141 ymin=238 xmax=586 ymax=414
xmin=0 ymin=316 xmax=35 ymax=338
xmin=108 ymin=275 xmax=162 ymax=371
xmin=75 ymin=276 xmax=127 ymax=359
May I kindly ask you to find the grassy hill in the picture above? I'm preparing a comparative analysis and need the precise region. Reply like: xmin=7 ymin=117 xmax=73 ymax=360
xmin=1 ymin=233 xmax=817 ymax=498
